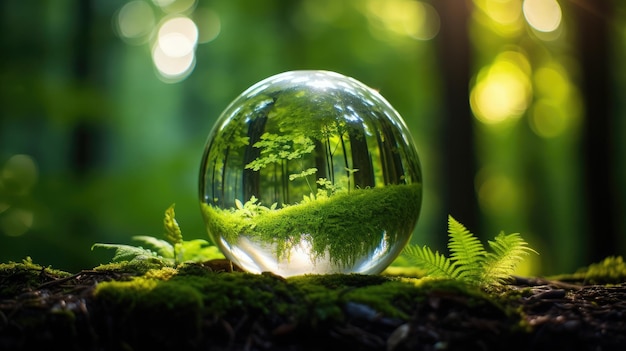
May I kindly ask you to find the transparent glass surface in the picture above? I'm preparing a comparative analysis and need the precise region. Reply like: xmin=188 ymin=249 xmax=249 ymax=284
xmin=199 ymin=70 xmax=422 ymax=277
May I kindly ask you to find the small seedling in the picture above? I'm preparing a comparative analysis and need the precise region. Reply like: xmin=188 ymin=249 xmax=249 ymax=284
xmin=402 ymin=215 xmax=537 ymax=286
xmin=92 ymin=204 xmax=224 ymax=266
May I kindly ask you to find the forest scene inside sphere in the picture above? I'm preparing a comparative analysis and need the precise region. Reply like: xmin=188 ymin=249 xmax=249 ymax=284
xmin=199 ymin=71 xmax=422 ymax=277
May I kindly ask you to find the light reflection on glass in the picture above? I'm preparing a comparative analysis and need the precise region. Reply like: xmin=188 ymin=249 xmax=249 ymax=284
xmin=200 ymin=71 xmax=422 ymax=277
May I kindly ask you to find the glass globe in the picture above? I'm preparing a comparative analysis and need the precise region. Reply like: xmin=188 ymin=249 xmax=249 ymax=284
xmin=199 ymin=70 xmax=422 ymax=277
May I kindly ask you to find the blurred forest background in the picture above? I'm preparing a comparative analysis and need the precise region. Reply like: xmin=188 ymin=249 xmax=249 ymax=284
xmin=1 ymin=0 xmax=624 ymax=276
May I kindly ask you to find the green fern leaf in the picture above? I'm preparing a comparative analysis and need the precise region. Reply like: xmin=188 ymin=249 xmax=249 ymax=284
xmin=447 ymin=215 xmax=486 ymax=281
xmin=402 ymin=244 xmax=459 ymax=279
xmin=132 ymin=235 xmax=174 ymax=259
xmin=481 ymin=231 xmax=537 ymax=285
xmin=164 ymin=203 xmax=183 ymax=245
xmin=91 ymin=243 xmax=160 ymax=263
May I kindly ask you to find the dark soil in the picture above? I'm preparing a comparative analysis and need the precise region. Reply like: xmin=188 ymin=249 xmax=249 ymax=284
xmin=1 ymin=260 xmax=625 ymax=351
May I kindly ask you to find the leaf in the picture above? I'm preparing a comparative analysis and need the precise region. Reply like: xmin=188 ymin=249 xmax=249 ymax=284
xmin=402 ymin=245 xmax=459 ymax=279
xmin=289 ymin=167 xmax=318 ymax=181
xmin=247 ymin=195 xmax=258 ymax=206
xmin=164 ymin=204 xmax=183 ymax=245
xmin=447 ymin=215 xmax=486 ymax=281
xmin=180 ymin=239 xmax=225 ymax=261
xmin=91 ymin=243 xmax=159 ymax=263
xmin=92 ymin=203 xmax=229 ymax=266
xmin=132 ymin=235 xmax=174 ymax=258
xmin=481 ymin=232 xmax=537 ymax=285
xmin=401 ymin=215 xmax=538 ymax=287
xmin=235 ymin=199 xmax=244 ymax=210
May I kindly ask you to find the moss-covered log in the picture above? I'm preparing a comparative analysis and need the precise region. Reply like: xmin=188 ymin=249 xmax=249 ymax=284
xmin=1 ymin=257 xmax=626 ymax=351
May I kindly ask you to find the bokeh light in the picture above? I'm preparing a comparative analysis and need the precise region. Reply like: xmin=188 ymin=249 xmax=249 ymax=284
xmin=0 ymin=154 xmax=38 ymax=237
xmin=484 ymin=0 xmax=522 ymax=26
xmin=523 ymin=0 xmax=562 ymax=33
xmin=152 ymin=42 xmax=196 ymax=82
xmin=475 ymin=167 xmax=522 ymax=215
xmin=153 ymin=0 xmax=196 ymax=14
xmin=298 ymin=0 xmax=345 ymax=25
xmin=193 ymin=7 xmax=221 ymax=43
xmin=365 ymin=0 xmax=440 ymax=41
xmin=528 ymin=63 xmax=581 ymax=138
xmin=528 ymin=100 xmax=566 ymax=138
xmin=470 ymin=51 xmax=532 ymax=124
xmin=152 ymin=0 xmax=175 ymax=7
xmin=473 ymin=0 xmax=524 ymax=37
xmin=114 ymin=1 xmax=220 ymax=83
xmin=152 ymin=16 xmax=198 ymax=82
xmin=157 ymin=16 xmax=198 ymax=57
xmin=1 ymin=208 xmax=34 ymax=237
xmin=1 ymin=154 xmax=38 ymax=197
xmin=115 ymin=0 xmax=155 ymax=45
xmin=533 ymin=65 xmax=570 ymax=102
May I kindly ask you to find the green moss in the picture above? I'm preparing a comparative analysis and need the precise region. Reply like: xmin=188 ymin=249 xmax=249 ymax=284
xmin=577 ymin=256 xmax=626 ymax=283
xmin=382 ymin=265 xmax=427 ymax=277
xmin=92 ymin=258 xmax=167 ymax=275
xmin=342 ymin=280 xmax=419 ymax=318
xmin=202 ymin=183 xmax=421 ymax=266
xmin=95 ymin=265 xmax=486 ymax=328
xmin=549 ymin=256 xmax=626 ymax=284
xmin=94 ymin=267 xmax=297 ymax=319
xmin=283 ymin=274 xmax=395 ymax=322
xmin=4 ymin=259 xmax=534 ymax=348
xmin=94 ymin=275 xmax=204 ymax=311
xmin=143 ymin=266 xmax=178 ymax=280
xmin=0 ymin=257 xmax=72 ymax=298
xmin=93 ymin=270 xmax=206 ymax=348
xmin=176 ymin=261 xmax=225 ymax=277
xmin=290 ymin=273 xmax=391 ymax=289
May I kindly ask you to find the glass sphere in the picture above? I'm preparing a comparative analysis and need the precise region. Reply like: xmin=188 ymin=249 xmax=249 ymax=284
xmin=199 ymin=70 xmax=422 ymax=277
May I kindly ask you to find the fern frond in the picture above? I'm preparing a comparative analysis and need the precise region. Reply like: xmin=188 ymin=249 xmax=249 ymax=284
xmin=402 ymin=244 xmax=459 ymax=279
xmin=447 ymin=215 xmax=486 ymax=281
xmin=164 ymin=203 xmax=183 ymax=245
xmin=91 ymin=243 xmax=160 ymax=263
xmin=132 ymin=235 xmax=174 ymax=258
xmin=481 ymin=231 xmax=537 ymax=285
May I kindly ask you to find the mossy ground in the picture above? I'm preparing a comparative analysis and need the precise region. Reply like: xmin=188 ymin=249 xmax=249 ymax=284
xmin=2 ymin=257 xmax=626 ymax=350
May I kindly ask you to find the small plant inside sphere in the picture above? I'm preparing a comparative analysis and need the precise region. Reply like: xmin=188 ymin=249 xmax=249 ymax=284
xmin=199 ymin=70 xmax=422 ymax=277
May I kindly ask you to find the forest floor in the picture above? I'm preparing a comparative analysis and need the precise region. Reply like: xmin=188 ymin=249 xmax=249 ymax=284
xmin=1 ymin=257 xmax=625 ymax=351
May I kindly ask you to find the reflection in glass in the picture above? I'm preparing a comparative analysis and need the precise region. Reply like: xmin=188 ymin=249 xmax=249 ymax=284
xmin=199 ymin=71 xmax=422 ymax=276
